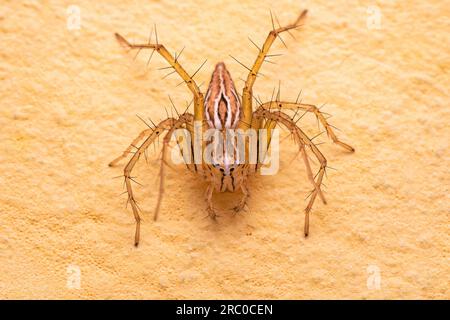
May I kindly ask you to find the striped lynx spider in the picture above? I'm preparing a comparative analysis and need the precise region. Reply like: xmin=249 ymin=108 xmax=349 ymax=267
xmin=110 ymin=9 xmax=354 ymax=246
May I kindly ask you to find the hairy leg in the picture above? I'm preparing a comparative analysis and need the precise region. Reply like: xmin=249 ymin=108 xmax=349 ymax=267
xmin=240 ymin=9 xmax=308 ymax=129
xmin=204 ymin=182 xmax=218 ymax=220
xmin=254 ymin=108 xmax=327 ymax=236
xmin=117 ymin=113 xmax=193 ymax=246
xmin=233 ymin=180 xmax=250 ymax=213
xmin=258 ymin=101 xmax=354 ymax=152
xmin=115 ymin=33 xmax=205 ymax=122
xmin=154 ymin=114 xmax=194 ymax=221
xmin=109 ymin=128 xmax=154 ymax=167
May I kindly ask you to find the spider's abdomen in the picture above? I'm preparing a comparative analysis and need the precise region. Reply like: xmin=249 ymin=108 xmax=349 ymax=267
xmin=204 ymin=62 xmax=241 ymax=129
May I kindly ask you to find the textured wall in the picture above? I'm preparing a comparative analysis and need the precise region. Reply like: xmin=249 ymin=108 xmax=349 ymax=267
xmin=0 ymin=0 xmax=448 ymax=299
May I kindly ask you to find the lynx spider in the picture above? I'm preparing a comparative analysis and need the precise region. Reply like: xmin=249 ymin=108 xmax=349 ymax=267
xmin=110 ymin=9 xmax=354 ymax=246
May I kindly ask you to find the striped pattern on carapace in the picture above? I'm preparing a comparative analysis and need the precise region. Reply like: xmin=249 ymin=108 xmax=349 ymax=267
xmin=204 ymin=62 xmax=241 ymax=129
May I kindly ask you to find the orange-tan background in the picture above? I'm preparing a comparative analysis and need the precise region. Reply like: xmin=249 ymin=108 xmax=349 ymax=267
xmin=0 ymin=0 xmax=448 ymax=299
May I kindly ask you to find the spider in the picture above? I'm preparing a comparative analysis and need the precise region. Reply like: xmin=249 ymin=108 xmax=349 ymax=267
xmin=109 ymin=9 xmax=354 ymax=246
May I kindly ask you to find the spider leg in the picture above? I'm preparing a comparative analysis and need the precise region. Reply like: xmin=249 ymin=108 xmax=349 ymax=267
xmin=240 ymin=9 xmax=308 ymax=129
xmin=205 ymin=180 xmax=218 ymax=220
xmin=232 ymin=178 xmax=250 ymax=213
xmin=109 ymin=128 xmax=154 ymax=167
xmin=120 ymin=114 xmax=193 ymax=246
xmin=154 ymin=114 xmax=194 ymax=221
xmin=254 ymin=108 xmax=327 ymax=237
xmin=115 ymin=33 xmax=205 ymax=121
xmin=259 ymin=101 xmax=354 ymax=152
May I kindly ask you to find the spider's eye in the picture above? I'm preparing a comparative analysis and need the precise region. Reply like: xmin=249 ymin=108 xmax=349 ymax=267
xmin=219 ymin=168 xmax=224 ymax=172
xmin=230 ymin=167 xmax=235 ymax=172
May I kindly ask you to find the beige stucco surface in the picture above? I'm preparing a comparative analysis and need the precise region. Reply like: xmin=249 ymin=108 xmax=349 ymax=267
xmin=0 ymin=0 xmax=448 ymax=299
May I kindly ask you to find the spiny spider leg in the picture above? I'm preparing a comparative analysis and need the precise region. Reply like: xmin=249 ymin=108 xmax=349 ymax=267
xmin=259 ymin=101 xmax=355 ymax=152
xmin=154 ymin=113 xmax=194 ymax=222
xmin=109 ymin=128 xmax=154 ymax=167
xmin=122 ymin=114 xmax=193 ymax=246
xmin=233 ymin=177 xmax=250 ymax=213
xmin=272 ymin=112 xmax=326 ymax=205
xmin=115 ymin=33 xmax=205 ymax=121
xmin=254 ymin=108 xmax=327 ymax=237
xmin=204 ymin=180 xmax=217 ymax=220
xmin=240 ymin=9 xmax=308 ymax=128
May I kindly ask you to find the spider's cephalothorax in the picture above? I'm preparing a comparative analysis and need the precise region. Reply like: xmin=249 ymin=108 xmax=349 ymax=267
xmin=204 ymin=62 xmax=241 ymax=130
xmin=110 ymin=9 xmax=355 ymax=246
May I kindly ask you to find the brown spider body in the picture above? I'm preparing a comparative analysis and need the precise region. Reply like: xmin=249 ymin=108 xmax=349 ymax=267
xmin=203 ymin=62 xmax=245 ymax=193
xmin=204 ymin=62 xmax=241 ymax=131
xmin=110 ymin=9 xmax=354 ymax=246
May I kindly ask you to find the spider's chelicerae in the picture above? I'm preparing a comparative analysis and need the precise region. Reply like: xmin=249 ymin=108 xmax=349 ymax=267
xmin=110 ymin=9 xmax=354 ymax=246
